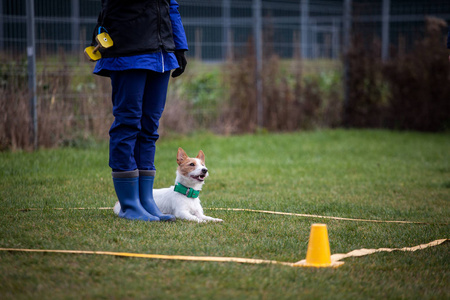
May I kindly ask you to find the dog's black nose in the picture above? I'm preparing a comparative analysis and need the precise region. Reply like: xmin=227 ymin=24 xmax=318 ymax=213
xmin=201 ymin=168 xmax=208 ymax=174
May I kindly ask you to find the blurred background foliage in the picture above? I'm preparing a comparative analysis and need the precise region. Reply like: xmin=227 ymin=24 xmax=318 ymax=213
xmin=0 ymin=1 xmax=449 ymax=150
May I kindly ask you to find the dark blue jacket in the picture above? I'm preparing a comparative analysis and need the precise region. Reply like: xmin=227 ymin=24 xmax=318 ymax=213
xmin=93 ymin=0 xmax=188 ymax=58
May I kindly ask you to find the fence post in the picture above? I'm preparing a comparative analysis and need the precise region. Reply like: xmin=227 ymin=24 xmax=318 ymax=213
xmin=381 ymin=0 xmax=390 ymax=61
xmin=26 ymin=0 xmax=38 ymax=149
xmin=332 ymin=19 xmax=340 ymax=59
xmin=0 ymin=0 xmax=4 ymax=51
xmin=342 ymin=0 xmax=352 ymax=127
xmin=253 ymin=0 xmax=263 ymax=129
xmin=300 ymin=0 xmax=309 ymax=59
xmin=71 ymin=0 xmax=80 ymax=53
xmin=222 ymin=0 xmax=232 ymax=60
xmin=195 ymin=27 xmax=202 ymax=60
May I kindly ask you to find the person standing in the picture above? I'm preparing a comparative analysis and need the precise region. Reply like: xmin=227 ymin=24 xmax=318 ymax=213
xmin=91 ymin=0 xmax=188 ymax=221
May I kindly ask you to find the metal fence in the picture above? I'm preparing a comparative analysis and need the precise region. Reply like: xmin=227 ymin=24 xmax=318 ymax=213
xmin=3 ymin=0 xmax=449 ymax=61
xmin=1 ymin=0 xmax=450 ymax=149
xmin=1 ymin=0 xmax=342 ymax=60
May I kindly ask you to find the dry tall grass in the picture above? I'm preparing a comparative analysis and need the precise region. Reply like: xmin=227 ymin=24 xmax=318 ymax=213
xmin=345 ymin=17 xmax=450 ymax=131
xmin=0 ymin=53 xmax=112 ymax=150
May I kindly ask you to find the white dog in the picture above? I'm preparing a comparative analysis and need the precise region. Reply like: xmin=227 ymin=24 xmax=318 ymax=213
xmin=113 ymin=148 xmax=223 ymax=223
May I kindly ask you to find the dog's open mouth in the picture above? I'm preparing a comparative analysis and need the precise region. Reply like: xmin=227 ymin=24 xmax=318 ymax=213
xmin=191 ymin=175 xmax=206 ymax=181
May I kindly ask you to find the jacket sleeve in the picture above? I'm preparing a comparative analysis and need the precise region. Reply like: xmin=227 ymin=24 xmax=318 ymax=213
xmin=170 ymin=0 xmax=189 ymax=51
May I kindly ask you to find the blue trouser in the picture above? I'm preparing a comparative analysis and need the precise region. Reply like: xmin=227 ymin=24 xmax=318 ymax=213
xmin=109 ymin=70 xmax=170 ymax=172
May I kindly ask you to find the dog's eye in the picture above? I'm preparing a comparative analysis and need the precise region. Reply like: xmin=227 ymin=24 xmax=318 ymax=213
xmin=189 ymin=163 xmax=195 ymax=166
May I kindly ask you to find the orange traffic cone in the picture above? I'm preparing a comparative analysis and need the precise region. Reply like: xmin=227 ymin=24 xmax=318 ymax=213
xmin=294 ymin=223 xmax=344 ymax=268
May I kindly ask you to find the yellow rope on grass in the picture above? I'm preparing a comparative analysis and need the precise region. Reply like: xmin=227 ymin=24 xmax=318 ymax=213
xmin=207 ymin=208 xmax=434 ymax=224
xmin=0 ymin=239 xmax=447 ymax=268
xmin=18 ymin=207 xmax=446 ymax=225
xmin=8 ymin=207 xmax=449 ymax=267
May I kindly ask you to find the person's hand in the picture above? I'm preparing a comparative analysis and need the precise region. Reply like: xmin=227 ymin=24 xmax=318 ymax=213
xmin=172 ymin=50 xmax=187 ymax=78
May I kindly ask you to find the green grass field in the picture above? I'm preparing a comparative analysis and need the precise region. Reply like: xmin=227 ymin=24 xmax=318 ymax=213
xmin=0 ymin=130 xmax=449 ymax=299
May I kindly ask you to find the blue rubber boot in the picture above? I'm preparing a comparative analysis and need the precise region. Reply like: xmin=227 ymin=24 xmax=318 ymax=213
xmin=112 ymin=170 xmax=160 ymax=221
xmin=139 ymin=170 xmax=176 ymax=222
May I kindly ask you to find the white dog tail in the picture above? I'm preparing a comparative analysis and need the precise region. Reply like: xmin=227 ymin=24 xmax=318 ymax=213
xmin=113 ymin=201 xmax=121 ymax=215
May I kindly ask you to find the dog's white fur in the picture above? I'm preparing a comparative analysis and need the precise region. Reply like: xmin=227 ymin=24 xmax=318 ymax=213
xmin=113 ymin=148 xmax=223 ymax=223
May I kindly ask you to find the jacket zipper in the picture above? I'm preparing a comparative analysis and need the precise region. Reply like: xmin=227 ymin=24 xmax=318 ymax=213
xmin=157 ymin=0 xmax=164 ymax=73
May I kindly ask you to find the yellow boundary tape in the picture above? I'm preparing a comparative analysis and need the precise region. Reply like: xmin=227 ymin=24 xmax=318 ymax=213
xmin=19 ymin=207 xmax=446 ymax=225
xmin=0 ymin=239 xmax=447 ymax=268
xmin=207 ymin=208 xmax=434 ymax=224
xmin=328 ymin=238 xmax=448 ymax=263
xmin=9 ymin=207 xmax=449 ymax=267
xmin=0 ymin=248 xmax=293 ymax=267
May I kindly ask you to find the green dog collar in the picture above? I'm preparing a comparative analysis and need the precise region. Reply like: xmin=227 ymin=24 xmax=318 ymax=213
xmin=174 ymin=182 xmax=200 ymax=198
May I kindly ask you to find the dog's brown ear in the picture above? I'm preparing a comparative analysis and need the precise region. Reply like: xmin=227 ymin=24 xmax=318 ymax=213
xmin=177 ymin=148 xmax=188 ymax=165
xmin=196 ymin=150 xmax=205 ymax=164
